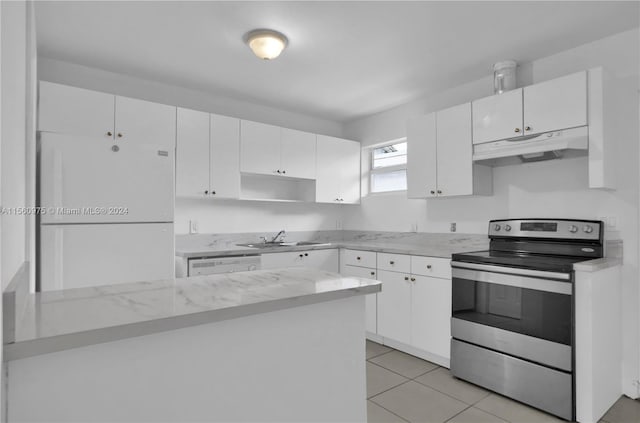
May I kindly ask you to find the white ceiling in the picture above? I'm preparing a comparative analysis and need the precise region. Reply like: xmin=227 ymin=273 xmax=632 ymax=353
xmin=35 ymin=1 xmax=639 ymax=123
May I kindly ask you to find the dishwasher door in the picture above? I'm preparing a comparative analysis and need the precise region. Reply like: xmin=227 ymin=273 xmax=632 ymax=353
xmin=188 ymin=256 xmax=261 ymax=276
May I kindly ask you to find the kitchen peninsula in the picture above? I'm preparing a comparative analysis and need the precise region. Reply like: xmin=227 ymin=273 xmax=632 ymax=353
xmin=4 ymin=268 xmax=380 ymax=422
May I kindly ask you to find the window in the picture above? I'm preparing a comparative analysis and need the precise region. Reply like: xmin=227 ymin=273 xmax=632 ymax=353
xmin=370 ymin=140 xmax=407 ymax=193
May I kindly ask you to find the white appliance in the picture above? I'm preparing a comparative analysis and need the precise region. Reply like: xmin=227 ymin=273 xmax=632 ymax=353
xmin=38 ymin=132 xmax=175 ymax=291
xmin=185 ymin=255 xmax=261 ymax=277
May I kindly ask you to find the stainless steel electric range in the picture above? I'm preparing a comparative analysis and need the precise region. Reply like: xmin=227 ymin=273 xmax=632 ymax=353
xmin=450 ymin=218 xmax=604 ymax=421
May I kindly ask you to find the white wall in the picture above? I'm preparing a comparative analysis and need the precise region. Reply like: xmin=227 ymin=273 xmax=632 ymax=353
xmin=343 ymin=28 xmax=640 ymax=398
xmin=175 ymin=198 xmax=344 ymax=234
xmin=39 ymin=57 xmax=347 ymax=235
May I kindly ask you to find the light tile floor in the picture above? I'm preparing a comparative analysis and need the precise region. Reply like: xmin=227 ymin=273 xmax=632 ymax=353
xmin=365 ymin=340 xmax=640 ymax=423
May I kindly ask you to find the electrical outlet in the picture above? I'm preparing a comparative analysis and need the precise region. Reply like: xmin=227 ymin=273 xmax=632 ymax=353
xmin=189 ymin=220 xmax=199 ymax=234
xmin=450 ymin=222 xmax=457 ymax=232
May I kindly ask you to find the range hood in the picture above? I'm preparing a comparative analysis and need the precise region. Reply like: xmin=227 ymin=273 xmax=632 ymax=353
xmin=472 ymin=126 xmax=589 ymax=166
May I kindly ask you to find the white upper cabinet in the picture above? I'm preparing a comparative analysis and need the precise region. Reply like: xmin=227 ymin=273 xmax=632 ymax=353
xmin=407 ymin=113 xmax=437 ymax=199
xmin=210 ymin=114 xmax=240 ymax=199
xmin=472 ymin=71 xmax=588 ymax=144
xmin=436 ymin=103 xmax=474 ymax=197
xmin=316 ymin=135 xmax=361 ymax=204
xmin=280 ymin=128 xmax=316 ymax=179
xmin=408 ymin=103 xmax=491 ymax=198
xmin=523 ymin=71 xmax=587 ymax=136
xmin=240 ymin=121 xmax=316 ymax=179
xmin=240 ymin=120 xmax=281 ymax=176
xmin=38 ymin=81 xmax=115 ymax=139
xmin=114 ymin=96 xmax=176 ymax=148
xmin=176 ymin=108 xmax=210 ymax=197
xmin=38 ymin=81 xmax=176 ymax=149
xmin=472 ymin=88 xmax=523 ymax=144
xmin=176 ymin=108 xmax=240 ymax=199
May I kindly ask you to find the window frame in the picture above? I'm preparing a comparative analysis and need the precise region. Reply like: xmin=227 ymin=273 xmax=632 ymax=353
xmin=368 ymin=138 xmax=408 ymax=195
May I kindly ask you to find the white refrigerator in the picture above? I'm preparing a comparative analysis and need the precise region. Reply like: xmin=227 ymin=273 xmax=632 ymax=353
xmin=39 ymin=132 xmax=175 ymax=291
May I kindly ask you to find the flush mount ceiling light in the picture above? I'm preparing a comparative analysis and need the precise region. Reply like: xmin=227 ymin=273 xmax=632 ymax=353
xmin=244 ymin=29 xmax=288 ymax=60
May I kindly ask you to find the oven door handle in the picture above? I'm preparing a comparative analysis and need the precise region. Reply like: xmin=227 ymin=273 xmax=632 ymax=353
xmin=451 ymin=261 xmax=571 ymax=281
xmin=451 ymin=265 xmax=572 ymax=295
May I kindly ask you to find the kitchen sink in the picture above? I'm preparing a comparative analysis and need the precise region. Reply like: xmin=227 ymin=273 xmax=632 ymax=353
xmin=236 ymin=241 xmax=331 ymax=249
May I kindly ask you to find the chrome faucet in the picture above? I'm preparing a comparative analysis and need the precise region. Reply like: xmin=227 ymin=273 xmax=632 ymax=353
xmin=269 ymin=229 xmax=286 ymax=243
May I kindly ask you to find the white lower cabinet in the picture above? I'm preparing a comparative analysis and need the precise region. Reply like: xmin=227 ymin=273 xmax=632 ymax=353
xmin=411 ymin=274 xmax=451 ymax=360
xmin=377 ymin=270 xmax=412 ymax=345
xmin=261 ymin=249 xmax=339 ymax=273
xmin=351 ymin=250 xmax=452 ymax=367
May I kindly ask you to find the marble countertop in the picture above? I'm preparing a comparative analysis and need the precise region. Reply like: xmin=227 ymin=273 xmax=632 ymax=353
xmin=175 ymin=234 xmax=490 ymax=259
xmin=4 ymin=268 xmax=380 ymax=361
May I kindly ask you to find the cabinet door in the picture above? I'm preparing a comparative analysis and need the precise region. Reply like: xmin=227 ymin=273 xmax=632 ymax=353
xmin=377 ymin=270 xmax=412 ymax=345
xmin=316 ymin=135 xmax=344 ymax=203
xmin=341 ymin=265 xmax=378 ymax=334
xmin=240 ymin=120 xmax=281 ymax=175
xmin=411 ymin=275 xmax=451 ymax=361
xmin=38 ymin=81 xmax=115 ymax=139
xmin=472 ymin=88 xmax=523 ymax=144
xmin=114 ymin=96 xmax=176 ymax=149
xmin=524 ymin=71 xmax=587 ymax=136
xmin=436 ymin=103 xmax=473 ymax=197
xmin=260 ymin=251 xmax=300 ymax=269
xmin=210 ymin=114 xmax=240 ymax=199
xmin=281 ymin=128 xmax=316 ymax=179
xmin=407 ymin=113 xmax=437 ymax=198
xmin=304 ymin=249 xmax=339 ymax=273
xmin=339 ymin=139 xmax=361 ymax=204
xmin=176 ymin=108 xmax=210 ymax=197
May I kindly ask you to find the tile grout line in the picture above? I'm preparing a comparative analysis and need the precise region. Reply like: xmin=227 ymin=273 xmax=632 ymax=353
xmin=367 ymin=399 xmax=411 ymax=423
xmin=367 ymin=359 xmax=431 ymax=381
xmin=410 ymin=375 xmax=492 ymax=408
xmin=368 ymin=378 xmax=413 ymax=401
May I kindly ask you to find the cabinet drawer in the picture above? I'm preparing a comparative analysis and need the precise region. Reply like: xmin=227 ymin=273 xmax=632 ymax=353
xmin=342 ymin=249 xmax=377 ymax=268
xmin=342 ymin=264 xmax=378 ymax=280
xmin=411 ymin=256 xmax=451 ymax=279
xmin=377 ymin=253 xmax=410 ymax=273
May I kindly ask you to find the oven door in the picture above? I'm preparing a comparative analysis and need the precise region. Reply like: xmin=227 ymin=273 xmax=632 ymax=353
xmin=450 ymin=261 xmax=573 ymax=371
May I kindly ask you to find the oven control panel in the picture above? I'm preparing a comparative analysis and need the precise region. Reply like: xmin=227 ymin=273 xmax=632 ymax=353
xmin=489 ymin=219 xmax=602 ymax=241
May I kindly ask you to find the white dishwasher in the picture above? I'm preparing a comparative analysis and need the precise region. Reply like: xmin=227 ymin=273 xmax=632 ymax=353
xmin=187 ymin=255 xmax=261 ymax=276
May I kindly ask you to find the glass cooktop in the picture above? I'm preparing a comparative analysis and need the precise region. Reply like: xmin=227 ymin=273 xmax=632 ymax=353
xmin=452 ymin=250 xmax=589 ymax=273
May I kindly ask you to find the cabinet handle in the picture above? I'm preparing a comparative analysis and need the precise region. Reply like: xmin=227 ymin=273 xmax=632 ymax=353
xmin=117 ymin=132 xmax=123 ymax=138
xmin=437 ymin=190 xmax=442 ymax=194
xmin=335 ymin=198 xmax=340 ymax=202
xmin=282 ymin=170 xmax=286 ymax=174
xmin=525 ymin=126 xmax=532 ymax=131
xmin=111 ymin=145 xmax=119 ymax=152
xmin=390 ymin=261 xmax=395 ymax=265
xmin=204 ymin=190 xmax=209 ymax=194
xmin=411 ymin=277 xmax=416 ymax=282
xmin=356 ymin=256 xmax=361 ymax=260
xmin=276 ymin=170 xmax=281 ymax=174
xmin=514 ymin=128 xmax=521 ymax=133
xmin=211 ymin=191 xmax=216 ymax=195
xmin=430 ymin=190 xmax=435 ymax=195
xmin=427 ymin=265 xmax=432 ymax=269
xmin=370 ymin=271 xmax=375 ymax=276
xmin=304 ymin=253 xmax=308 ymax=257
xmin=106 ymin=131 xmax=113 ymax=137
xmin=404 ymin=276 xmax=409 ymax=281
xmin=299 ymin=254 xmax=304 ymax=258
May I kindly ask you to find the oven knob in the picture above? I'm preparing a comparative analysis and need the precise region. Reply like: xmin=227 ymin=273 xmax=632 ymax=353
xmin=583 ymin=225 xmax=594 ymax=233
xmin=504 ymin=224 xmax=511 ymax=232
xmin=568 ymin=225 xmax=578 ymax=233
xmin=494 ymin=224 xmax=501 ymax=231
